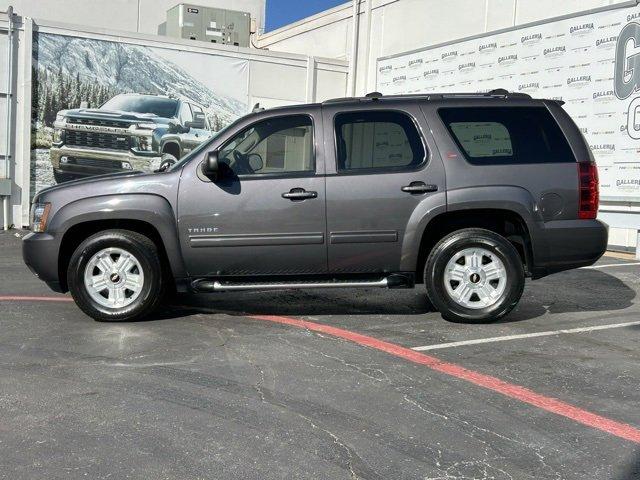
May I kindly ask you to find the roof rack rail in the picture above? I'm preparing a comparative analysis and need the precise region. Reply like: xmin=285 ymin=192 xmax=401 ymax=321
xmin=486 ymin=88 xmax=531 ymax=99
xmin=321 ymin=89 xmax=532 ymax=105
xmin=438 ymin=89 xmax=532 ymax=100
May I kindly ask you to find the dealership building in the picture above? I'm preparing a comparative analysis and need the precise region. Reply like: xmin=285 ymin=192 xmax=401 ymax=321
xmin=1 ymin=0 xmax=639 ymax=253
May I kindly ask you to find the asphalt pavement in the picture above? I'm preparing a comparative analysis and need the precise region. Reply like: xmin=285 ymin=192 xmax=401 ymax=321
xmin=1 ymin=230 xmax=639 ymax=480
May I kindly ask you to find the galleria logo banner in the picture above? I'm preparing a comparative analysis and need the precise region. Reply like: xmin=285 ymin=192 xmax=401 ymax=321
xmin=375 ymin=4 xmax=640 ymax=199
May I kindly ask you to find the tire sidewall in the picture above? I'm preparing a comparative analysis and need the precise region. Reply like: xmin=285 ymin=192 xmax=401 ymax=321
xmin=160 ymin=153 xmax=178 ymax=171
xmin=68 ymin=232 xmax=161 ymax=321
xmin=425 ymin=231 xmax=524 ymax=323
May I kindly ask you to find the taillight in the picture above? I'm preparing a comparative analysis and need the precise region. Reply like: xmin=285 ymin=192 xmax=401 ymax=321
xmin=578 ymin=162 xmax=599 ymax=219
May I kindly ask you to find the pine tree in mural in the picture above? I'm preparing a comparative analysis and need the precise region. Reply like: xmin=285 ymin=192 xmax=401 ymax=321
xmin=34 ymin=65 xmax=120 ymax=127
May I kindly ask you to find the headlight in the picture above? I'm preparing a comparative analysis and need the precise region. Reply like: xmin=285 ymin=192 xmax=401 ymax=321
xmin=53 ymin=128 xmax=63 ymax=143
xmin=133 ymin=135 xmax=153 ymax=151
xmin=30 ymin=202 xmax=52 ymax=233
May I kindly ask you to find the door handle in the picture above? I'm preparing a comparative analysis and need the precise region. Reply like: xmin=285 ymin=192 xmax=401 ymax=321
xmin=282 ymin=188 xmax=318 ymax=200
xmin=401 ymin=182 xmax=438 ymax=194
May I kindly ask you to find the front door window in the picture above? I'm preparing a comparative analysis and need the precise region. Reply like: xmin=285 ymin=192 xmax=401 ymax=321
xmin=219 ymin=115 xmax=314 ymax=176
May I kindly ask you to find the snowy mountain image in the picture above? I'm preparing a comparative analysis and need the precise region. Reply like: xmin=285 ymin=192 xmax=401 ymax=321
xmin=31 ymin=32 xmax=250 ymax=195
xmin=33 ymin=33 xmax=248 ymax=127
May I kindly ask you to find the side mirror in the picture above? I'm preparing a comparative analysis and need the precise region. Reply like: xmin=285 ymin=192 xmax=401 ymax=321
xmin=168 ymin=121 xmax=181 ymax=133
xmin=202 ymin=151 xmax=219 ymax=180
xmin=186 ymin=111 xmax=206 ymax=130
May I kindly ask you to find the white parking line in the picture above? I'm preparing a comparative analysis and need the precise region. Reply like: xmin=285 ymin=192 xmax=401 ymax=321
xmin=411 ymin=320 xmax=640 ymax=351
xmin=582 ymin=262 xmax=640 ymax=269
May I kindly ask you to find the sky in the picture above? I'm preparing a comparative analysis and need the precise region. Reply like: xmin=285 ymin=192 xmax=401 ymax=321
xmin=265 ymin=0 xmax=347 ymax=32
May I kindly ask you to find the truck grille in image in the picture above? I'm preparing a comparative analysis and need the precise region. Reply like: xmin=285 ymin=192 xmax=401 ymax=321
xmin=67 ymin=117 xmax=131 ymax=129
xmin=65 ymin=130 xmax=130 ymax=151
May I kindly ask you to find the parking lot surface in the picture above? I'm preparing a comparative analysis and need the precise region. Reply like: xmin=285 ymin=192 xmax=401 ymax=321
xmin=1 ymin=231 xmax=639 ymax=479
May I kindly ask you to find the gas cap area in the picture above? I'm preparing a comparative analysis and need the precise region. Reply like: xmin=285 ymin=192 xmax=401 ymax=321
xmin=539 ymin=193 xmax=564 ymax=220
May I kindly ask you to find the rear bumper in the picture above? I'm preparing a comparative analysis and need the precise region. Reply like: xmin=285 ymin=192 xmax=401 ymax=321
xmin=531 ymin=219 xmax=608 ymax=278
xmin=22 ymin=232 xmax=65 ymax=292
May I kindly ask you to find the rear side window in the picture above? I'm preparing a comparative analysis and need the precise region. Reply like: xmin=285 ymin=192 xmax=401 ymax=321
xmin=335 ymin=111 xmax=426 ymax=172
xmin=438 ymin=106 xmax=575 ymax=164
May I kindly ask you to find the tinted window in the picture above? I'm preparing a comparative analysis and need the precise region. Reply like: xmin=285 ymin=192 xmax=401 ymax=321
xmin=335 ymin=111 xmax=426 ymax=172
xmin=438 ymin=106 xmax=575 ymax=164
xmin=179 ymin=103 xmax=193 ymax=124
xmin=100 ymin=95 xmax=178 ymax=117
xmin=219 ymin=115 xmax=314 ymax=175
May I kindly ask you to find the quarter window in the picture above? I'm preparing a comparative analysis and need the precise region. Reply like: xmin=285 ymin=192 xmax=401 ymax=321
xmin=438 ymin=107 xmax=575 ymax=164
xmin=219 ymin=115 xmax=314 ymax=175
xmin=335 ymin=111 xmax=426 ymax=172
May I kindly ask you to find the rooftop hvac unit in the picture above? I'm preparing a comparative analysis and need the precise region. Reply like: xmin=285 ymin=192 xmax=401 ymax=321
xmin=164 ymin=4 xmax=251 ymax=47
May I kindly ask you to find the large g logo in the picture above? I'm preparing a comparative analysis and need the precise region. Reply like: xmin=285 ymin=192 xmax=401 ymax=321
xmin=627 ymin=97 xmax=640 ymax=140
xmin=614 ymin=22 xmax=640 ymax=100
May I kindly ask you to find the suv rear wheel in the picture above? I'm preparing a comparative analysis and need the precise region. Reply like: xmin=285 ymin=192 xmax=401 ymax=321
xmin=67 ymin=229 xmax=164 ymax=322
xmin=424 ymin=228 xmax=525 ymax=323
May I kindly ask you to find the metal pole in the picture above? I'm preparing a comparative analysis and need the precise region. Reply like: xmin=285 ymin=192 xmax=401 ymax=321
xmin=2 ymin=6 xmax=13 ymax=230
xmin=347 ymin=0 xmax=360 ymax=97
xmin=305 ymin=56 xmax=316 ymax=103
xmin=2 ymin=197 xmax=8 ymax=231
xmin=361 ymin=0 xmax=373 ymax=95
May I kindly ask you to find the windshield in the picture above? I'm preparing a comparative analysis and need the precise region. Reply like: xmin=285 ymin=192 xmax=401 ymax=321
xmin=167 ymin=114 xmax=250 ymax=172
xmin=100 ymin=95 xmax=179 ymax=117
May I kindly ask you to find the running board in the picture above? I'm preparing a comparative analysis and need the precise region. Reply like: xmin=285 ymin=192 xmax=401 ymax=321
xmin=192 ymin=275 xmax=411 ymax=293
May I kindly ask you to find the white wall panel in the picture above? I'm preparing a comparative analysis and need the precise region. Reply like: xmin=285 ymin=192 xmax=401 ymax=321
xmin=0 ymin=32 xmax=7 ymax=89
xmin=378 ymin=0 xmax=488 ymax=58
xmin=0 ymin=96 xmax=6 ymax=157
xmin=485 ymin=0 xmax=517 ymax=31
xmin=248 ymin=61 xmax=307 ymax=102
xmin=515 ymin=0 xmax=615 ymax=23
xmin=315 ymin=69 xmax=348 ymax=101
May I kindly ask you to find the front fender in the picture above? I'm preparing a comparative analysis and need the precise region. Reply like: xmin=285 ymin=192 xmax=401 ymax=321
xmin=50 ymin=193 xmax=187 ymax=278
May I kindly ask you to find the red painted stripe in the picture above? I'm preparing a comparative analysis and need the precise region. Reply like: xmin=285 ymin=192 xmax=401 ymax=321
xmin=250 ymin=314 xmax=640 ymax=444
xmin=0 ymin=295 xmax=73 ymax=302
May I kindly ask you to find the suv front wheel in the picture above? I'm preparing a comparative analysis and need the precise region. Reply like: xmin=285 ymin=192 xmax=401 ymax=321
xmin=67 ymin=229 xmax=165 ymax=322
xmin=424 ymin=228 xmax=525 ymax=323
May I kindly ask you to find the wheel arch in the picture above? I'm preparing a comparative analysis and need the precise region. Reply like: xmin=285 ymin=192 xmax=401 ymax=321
xmin=161 ymin=140 xmax=181 ymax=159
xmin=52 ymin=194 xmax=185 ymax=292
xmin=404 ymin=187 xmax=540 ymax=281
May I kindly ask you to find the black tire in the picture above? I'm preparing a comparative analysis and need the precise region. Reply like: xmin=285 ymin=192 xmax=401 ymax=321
xmin=424 ymin=228 xmax=525 ymax=323
xmin=159 ymin=153 xmax=178 ymax=171
xmin=67 ymin=229 xmax=165 ymax=322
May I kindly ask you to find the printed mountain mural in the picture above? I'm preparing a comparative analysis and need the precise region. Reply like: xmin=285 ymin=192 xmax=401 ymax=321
xmin=33 ymin=33 xmax=248 ymax=130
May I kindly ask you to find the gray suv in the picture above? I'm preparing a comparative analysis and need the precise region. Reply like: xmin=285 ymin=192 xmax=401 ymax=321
xmin=23 ymin=91 xmax=608 ymax=323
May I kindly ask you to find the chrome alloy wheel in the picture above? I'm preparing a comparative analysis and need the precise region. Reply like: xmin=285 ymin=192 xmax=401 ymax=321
xmin=443 ymin=247 xmax=507 ymax=310
xmin=83 ymin=247 xmax=145 ymax=309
